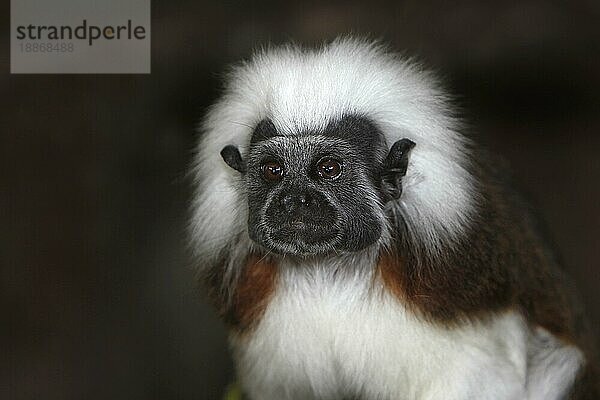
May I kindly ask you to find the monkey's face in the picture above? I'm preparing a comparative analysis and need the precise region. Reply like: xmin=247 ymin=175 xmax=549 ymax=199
xmin=220 ymin=116 xmax=415 ymax=257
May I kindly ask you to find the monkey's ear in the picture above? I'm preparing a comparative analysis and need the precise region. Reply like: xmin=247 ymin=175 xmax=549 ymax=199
xmin=381 ymin=139 xmax=416 ymax=201
xmin=220 ymin=145 xmax=246 ymax=173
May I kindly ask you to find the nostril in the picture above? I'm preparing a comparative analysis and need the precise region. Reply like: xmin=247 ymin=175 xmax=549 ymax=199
xmin=280 ymin=192 xmax=318 ymax=214
xmin=298 ymin=194 xmax=311 ymax=207
xmin=280 ymin=194 xmax=294 ymax=213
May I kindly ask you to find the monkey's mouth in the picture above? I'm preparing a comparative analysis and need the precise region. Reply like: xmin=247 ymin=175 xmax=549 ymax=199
xmin=262 ymin=221 xmax=341 ymax=256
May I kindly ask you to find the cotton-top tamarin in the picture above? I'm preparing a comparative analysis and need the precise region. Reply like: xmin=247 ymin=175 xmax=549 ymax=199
xmin=189 ymin=38 xmax=598 ymax=400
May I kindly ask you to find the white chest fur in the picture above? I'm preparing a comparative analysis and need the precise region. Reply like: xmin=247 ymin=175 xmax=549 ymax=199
xmin=231 ymin=267 xmax=583 ymax=400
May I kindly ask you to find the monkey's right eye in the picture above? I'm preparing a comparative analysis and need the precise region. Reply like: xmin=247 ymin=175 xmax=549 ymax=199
xmin=262 ymin=162 xmax=284 ymax=181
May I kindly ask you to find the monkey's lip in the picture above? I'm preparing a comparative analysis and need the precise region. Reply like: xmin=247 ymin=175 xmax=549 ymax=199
xmin=286 ymin=220 xmax=323 ymax=230
xmin=277 ymin=220 xmax=337 ymax=236
xmin=264 ymin=222 xmax=340 ymax=255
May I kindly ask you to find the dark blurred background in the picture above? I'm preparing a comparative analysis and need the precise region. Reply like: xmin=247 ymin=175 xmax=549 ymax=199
xmin=2 ymin=1 xmax=599 ymax=399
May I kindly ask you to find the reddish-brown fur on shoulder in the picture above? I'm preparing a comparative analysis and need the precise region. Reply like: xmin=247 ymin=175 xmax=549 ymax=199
xmin=377 ymin=246 xmax=577 ymax=332
xmin=376 ymin=247 xmax=514 ymax=325
xmin=377 ymin=252 xmax=406 ymax=303
xmin=228 ymin=254 xmax=278 ymax=332
xmin=376 ymin=246 xmax=582 ymax=344
xmin=204 ymin=253 xmax=279 ymax=333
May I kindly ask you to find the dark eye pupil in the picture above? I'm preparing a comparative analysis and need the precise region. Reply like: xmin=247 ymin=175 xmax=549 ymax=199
xmin=318 ymin=159 xmax=341 ymax=179
xmin=263 ymin=162 xmax=283 ymax=180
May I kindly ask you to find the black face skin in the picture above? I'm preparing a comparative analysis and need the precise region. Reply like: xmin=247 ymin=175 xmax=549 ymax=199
xmin=221 ymin=115 xmax=415 ymax=257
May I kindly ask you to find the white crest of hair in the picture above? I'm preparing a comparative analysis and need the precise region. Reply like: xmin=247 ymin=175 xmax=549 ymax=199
xmin=190 ymin=36 xmax=477 ymax=266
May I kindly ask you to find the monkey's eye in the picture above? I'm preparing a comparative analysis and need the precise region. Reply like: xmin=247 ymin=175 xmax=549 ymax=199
xmin=317 ymin=158 xmax=342 ymax=180
xmin=262 ymin=161 xmax=284 ymax=181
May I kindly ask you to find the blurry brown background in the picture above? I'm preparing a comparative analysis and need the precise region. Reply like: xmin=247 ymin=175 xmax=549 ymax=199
xmin=2 ymin=1 xmax=599 ymax=399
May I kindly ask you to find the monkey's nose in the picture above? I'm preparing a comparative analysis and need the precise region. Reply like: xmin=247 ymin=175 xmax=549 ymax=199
xmin=280 ymin=193 xmax=315 ymax=214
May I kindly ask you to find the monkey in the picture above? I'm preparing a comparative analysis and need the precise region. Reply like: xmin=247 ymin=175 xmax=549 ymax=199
xmin=189 ymin=38 xmax=598 ymax=399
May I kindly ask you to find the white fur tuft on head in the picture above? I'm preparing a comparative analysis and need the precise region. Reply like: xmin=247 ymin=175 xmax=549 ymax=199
xmin=190 ymin=37 xmax=477 ymax=265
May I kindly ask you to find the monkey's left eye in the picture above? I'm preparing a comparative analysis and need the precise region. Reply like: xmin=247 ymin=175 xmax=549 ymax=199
xmin=317 ymin=158 xmax=342 ymax=180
